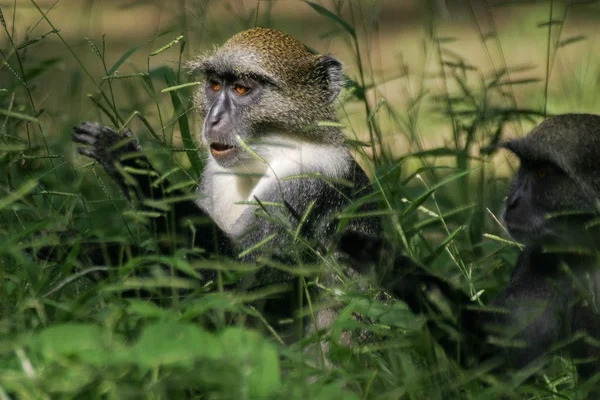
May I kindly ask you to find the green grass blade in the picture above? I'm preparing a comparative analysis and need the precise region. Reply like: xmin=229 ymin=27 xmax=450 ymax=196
xmin=164 ymin=69 xmax=203 ymax=178
xmin=304 ymin=2 xmax=356 ymax=38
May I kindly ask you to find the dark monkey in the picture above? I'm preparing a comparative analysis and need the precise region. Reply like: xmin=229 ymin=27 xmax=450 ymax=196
xmin=341 ymin=114 xmax=600 ymax=382
xmin=72 ymin=28 xmax=380 ymax=332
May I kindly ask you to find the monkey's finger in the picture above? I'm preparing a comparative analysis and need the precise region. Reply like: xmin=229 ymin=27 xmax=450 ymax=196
xmin=72 ymin=132 xmax=97 ymax=146
xmin=96 ymin=124 xmax=124 ymax=141
xmin=77 ymin=147 xmax=101 ymax=162
xmin=121 ymin=127 xmax=134 ymax=138
xmin=73 ymin=122 xmax=103 ymax=137
xmin=116 ymin=127 xmax=142 ymax=151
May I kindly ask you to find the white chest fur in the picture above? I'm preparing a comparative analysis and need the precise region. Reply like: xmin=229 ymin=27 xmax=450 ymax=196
xmin=197 ymin=136 xmax=351 ymax=236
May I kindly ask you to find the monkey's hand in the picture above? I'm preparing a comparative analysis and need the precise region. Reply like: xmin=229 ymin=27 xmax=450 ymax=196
xmin=73 ymin=122 xmax=154 ymax=201
xmin=73 ymin=122 xmax=234 ymax=258
xmin=73 ymin=122 xmax=144 ymax=171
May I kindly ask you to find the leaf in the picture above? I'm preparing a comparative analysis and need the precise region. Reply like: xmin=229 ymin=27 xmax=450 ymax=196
xmin=127 ymin=300 xmax=172 ymax=318
xmin=24 ymin=57 xmax=63 ymax=82
xmin=401 ymin=166 xmax=456 ymax=186
xmin=305 ymin=2 xmax=356 ymax=38
xmin=150 ymin=34 xmax=184 ymax=56
xmin=345 ymin=297 xmax=418 ymax=330
xmin=30 ymin=324 xmax=104 ymax=358
xmin=0 ymin=180 xmax=37 ymax=211
xmin=103 ymin=277 xmax=197 ymax=292
xmin=84 ymin=37 xmax=102 ymax=57
xmin=16 ymin=29 xmax=59 ymax=50
xmin=0 ymin=109 xmax=38 ymax=122
xmin=237 ymin=233 xmax=277 ymax=259
xmin=559 ymin=35 xmax=586 ymax=48
xmin=164 ymin=69 xmax=203 ymax=178
xmin=181 ymin=294 xmax=246 ymax=319
xmin=399 ymin=147 xmax=480 ymax=161
xmin=288 ymin=382 xmax=360 ymax=400
xmin=491 ymin=78 xmax=542 ymax=87
xmin=537 ymin=20 xmax=563 ymax=28
xmin=483 ymin=233 xmax=523 ymax=248
xmin=344 ymin=138 xmax=371 ymax=148
xmin=423 ymin=225 xmax=465 ymax=265
xmin=161 ymin=81 xmax=201 ymax=92
xmin=132 ymin=322 xmax=222 ymax=368
xmin=412 ymin=203 xmax=477 ymax=231
xmin=437 ymin=36 xmax=457 ymax=43
xmin=102 ymin=72 xmax=149 ymax=81
xmin=220 ymin=328 xmax=281 ymax=399
xmin=2 ymin=61 xmax=25 ymax=86
xmin=101 ymin=29 xmax=172 ymax=88
xmin=402 ymin=168 xmax=477 ymax=217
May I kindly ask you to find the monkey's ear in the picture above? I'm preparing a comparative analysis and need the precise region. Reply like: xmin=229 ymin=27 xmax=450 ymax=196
xmin=318 ymin=55 xmax=344 ymax=103
xmin=497 ymin=139 xmax=522 ymax=156
xmin=185 ymin=51 xmax=215 ymax=76
xmin=480 ymin=140 xmax=513 ymax=156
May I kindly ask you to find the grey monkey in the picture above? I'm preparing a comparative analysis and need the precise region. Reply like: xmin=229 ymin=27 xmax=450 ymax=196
xmin=189 ymin=27 xmax=380 ymax=257
xmin=73 ymin=28 xmax=381 ymax=335
xmin=341 ymin=114 xmax=600 ymax=385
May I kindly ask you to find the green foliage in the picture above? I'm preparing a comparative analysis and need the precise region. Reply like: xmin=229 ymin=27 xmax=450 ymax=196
xmin=9 ymin=321 xmax=280 ymax=398
xmin=1 ymin=0 xmax=599 ymax=398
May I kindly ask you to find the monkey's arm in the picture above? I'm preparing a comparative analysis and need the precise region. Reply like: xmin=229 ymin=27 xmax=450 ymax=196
xmin=72 ymin=122 xmax=233 ymax=257
xmin=487 ymin=248 xmax=575 ymax=369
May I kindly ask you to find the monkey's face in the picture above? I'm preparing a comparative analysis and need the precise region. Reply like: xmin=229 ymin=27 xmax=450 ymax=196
xmin=199 ymin=72 xmax=266 ymax=168
xmin=502 ymin=155 xmax=596 ymax=246
xmin=189 ymin=28 xmax=349 ymax=170
xmin=195 ymin=64 xmax=343 ymax=169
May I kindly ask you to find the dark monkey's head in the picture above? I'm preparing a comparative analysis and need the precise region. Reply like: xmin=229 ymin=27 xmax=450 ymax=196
xmin=501 ymin=114 xmax=600 ymax=245
xmin=188 ymin=28 xmax=346 ymax=169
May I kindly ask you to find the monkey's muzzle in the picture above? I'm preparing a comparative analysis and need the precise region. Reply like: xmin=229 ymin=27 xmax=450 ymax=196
xmin=210 ymin=143 xmax=236 ymax=158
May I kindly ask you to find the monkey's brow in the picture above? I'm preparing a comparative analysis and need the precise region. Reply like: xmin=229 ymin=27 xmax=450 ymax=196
xmin=203 ymin=68 xmax=276 ymax=86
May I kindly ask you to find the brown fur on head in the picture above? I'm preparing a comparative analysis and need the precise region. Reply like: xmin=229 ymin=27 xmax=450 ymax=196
xmin=188 ymin=27 xmax=346 ymax=144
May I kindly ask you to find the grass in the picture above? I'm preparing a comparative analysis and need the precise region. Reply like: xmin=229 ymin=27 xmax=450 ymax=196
xmin=1 ymin=0 xmax=600 ymax=398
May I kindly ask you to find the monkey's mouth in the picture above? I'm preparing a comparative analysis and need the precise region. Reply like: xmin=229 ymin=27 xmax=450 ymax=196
xmin=209 ymin=143 xmax=237 ymax=158
xmin=505 ymin=222 xmax=547 ymax=244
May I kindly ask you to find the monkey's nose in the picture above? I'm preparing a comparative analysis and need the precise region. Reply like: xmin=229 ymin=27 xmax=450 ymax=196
xmin=506 ymin=195 xmax=519 ymax=210
xmin=210 ymin=116 xmax=222 ymax=126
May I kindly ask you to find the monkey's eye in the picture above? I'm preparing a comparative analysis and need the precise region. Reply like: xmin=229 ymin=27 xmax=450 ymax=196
xmin=209 ymin=80 xmax=222 ymax=91
xmin=534 ymin=164 xmax=555 ymax=180
xmin=234 ymin=84 xmax=250 ymax=95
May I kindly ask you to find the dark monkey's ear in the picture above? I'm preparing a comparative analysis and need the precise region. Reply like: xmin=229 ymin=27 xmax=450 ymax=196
xmin=479 ymin=139 xmax=517 ymax=156
xmin=317 ymin=55 xmax=345 ymax=103
xmin=496 ymin=139 xmax=527 ymax=159
xmin=497 ymin=140 xmax=516 ymax=152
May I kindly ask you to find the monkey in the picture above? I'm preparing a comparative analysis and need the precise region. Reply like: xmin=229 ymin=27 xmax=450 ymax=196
xmin=72 ymin=27 xmax=381 ymax=337
xmin=340 ymin=114 xmax=600 ymax=385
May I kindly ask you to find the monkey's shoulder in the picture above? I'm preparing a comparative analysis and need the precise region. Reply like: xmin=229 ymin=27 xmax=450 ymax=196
xmin=276 ymin=158 xmax=379 ymax=239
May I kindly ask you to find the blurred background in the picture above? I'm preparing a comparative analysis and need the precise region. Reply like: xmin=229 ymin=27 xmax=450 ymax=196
xmin=5 ymin=0 xmax=600 ymax=157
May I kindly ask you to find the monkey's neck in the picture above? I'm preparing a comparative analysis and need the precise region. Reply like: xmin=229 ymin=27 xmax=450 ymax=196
xmin=198 ymin=135 xmax=352 ymax=236
xmin=516 ymin=245 xmax=598 ymax=282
